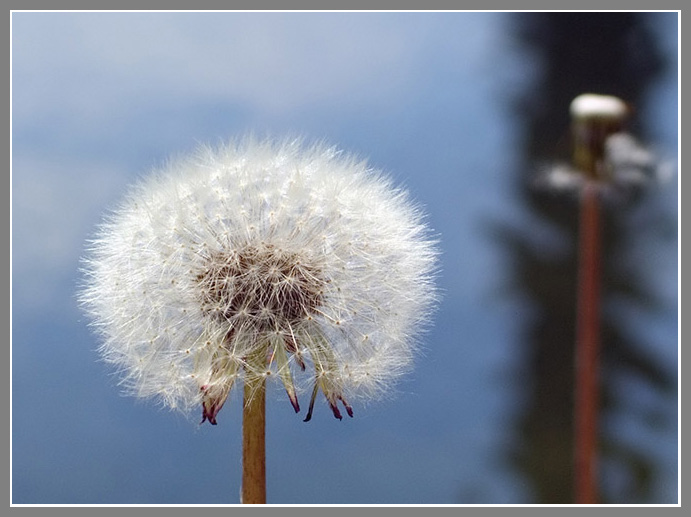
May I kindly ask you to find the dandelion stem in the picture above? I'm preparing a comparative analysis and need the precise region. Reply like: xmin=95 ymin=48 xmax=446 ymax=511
xmin=242 ymin=371 xmax=266 ymax=504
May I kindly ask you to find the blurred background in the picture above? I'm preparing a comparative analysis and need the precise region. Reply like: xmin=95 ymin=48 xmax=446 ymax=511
xmin=11 ymin=12 xmax=678 ymax=504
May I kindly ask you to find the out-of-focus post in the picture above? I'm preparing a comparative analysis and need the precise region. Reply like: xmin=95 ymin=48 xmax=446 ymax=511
xmin=570 ymin=93 xmax=628 ymax=504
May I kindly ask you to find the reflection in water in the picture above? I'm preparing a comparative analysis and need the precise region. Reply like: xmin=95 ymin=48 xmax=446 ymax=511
xmin=493 ymin=13 xmax=676 ymax=503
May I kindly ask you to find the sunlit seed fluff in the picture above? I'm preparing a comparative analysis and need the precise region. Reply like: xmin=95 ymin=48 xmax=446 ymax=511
xmin=80 ymin=137 xmax=438 ymax=424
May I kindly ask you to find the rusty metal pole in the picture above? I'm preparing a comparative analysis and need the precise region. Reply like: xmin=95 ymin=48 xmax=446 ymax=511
xmin=570 ymin=94 xmax=627 ymax=504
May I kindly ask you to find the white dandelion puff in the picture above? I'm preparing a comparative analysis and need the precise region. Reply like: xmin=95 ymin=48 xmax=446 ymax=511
xmin=80 ymin=137 xmax=438 ymax=425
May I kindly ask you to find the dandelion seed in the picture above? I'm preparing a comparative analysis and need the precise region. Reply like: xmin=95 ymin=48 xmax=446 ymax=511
xmin=80 ymin=137 xmax=438 ymax=425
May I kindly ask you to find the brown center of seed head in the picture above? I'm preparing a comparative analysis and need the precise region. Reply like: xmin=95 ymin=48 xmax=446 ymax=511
xmin=196 ymin=245 xmax=325 ymax=332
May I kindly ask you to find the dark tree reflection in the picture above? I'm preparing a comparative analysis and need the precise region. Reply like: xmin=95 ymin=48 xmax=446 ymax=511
xmin=494 ymin=13 xmax=676 ymax=503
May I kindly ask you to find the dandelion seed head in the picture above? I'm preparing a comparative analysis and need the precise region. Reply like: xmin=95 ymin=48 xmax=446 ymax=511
xmin=80 ymin=137 xmax=438 ymax=423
